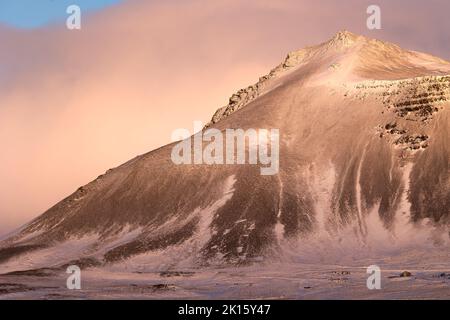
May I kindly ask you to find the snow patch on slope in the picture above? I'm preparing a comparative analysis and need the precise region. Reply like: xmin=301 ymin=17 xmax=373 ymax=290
xmin=0 ymin=235 xmax=99 ymax=274
xmin=275 ymin=162 xmax=448 ymax=265
xmin=107 ymin=175 xmax=237 ymax=272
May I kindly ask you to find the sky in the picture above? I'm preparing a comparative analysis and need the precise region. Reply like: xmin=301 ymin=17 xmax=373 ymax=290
xmin=0 ymin=0 xmax=121 ymax=28
xmin=0 ymin=0 xmax=449 ymax=236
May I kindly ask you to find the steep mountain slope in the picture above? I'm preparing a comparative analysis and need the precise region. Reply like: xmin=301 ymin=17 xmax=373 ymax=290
xmin=1 ymin=31 xmax=449 ymax=272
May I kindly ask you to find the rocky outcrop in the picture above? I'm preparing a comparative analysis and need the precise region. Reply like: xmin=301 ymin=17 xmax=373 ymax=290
xmin=356 ymin=75 xmax=450 ymax=151
xmin=205 ymin=49 xmax=309 ymax=127
xmin=356 ymin=76 xmax=449 ymax=118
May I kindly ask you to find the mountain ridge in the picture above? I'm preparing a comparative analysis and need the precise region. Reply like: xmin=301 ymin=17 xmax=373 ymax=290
xmin=207 ymin=30 xmax=450 ymax=127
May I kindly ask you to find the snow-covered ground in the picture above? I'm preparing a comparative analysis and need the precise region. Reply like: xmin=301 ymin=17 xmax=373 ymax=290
xmin=0 ymin=254 xmax=449 ymax=299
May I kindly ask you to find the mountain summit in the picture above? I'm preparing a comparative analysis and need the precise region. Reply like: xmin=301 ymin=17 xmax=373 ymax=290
xmin=208 ymin=30 xmax=450 ymax=126
xmin=1 ymin=32 xmax=449 ymax=272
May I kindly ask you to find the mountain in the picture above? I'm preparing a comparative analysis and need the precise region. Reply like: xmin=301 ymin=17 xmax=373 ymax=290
xmin=1 ymin=31 xmax=449 ymax=273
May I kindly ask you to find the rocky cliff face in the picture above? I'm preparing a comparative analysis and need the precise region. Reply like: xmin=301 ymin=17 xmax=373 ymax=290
xmin=0 ymin=31 xmax=449 ymax=272
xmin=354 ymin=76 xmax=450 ymax=149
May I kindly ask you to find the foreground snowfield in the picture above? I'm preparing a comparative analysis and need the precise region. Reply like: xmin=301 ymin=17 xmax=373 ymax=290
xmin=0 ymin=255 xmax=449 ymax=299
